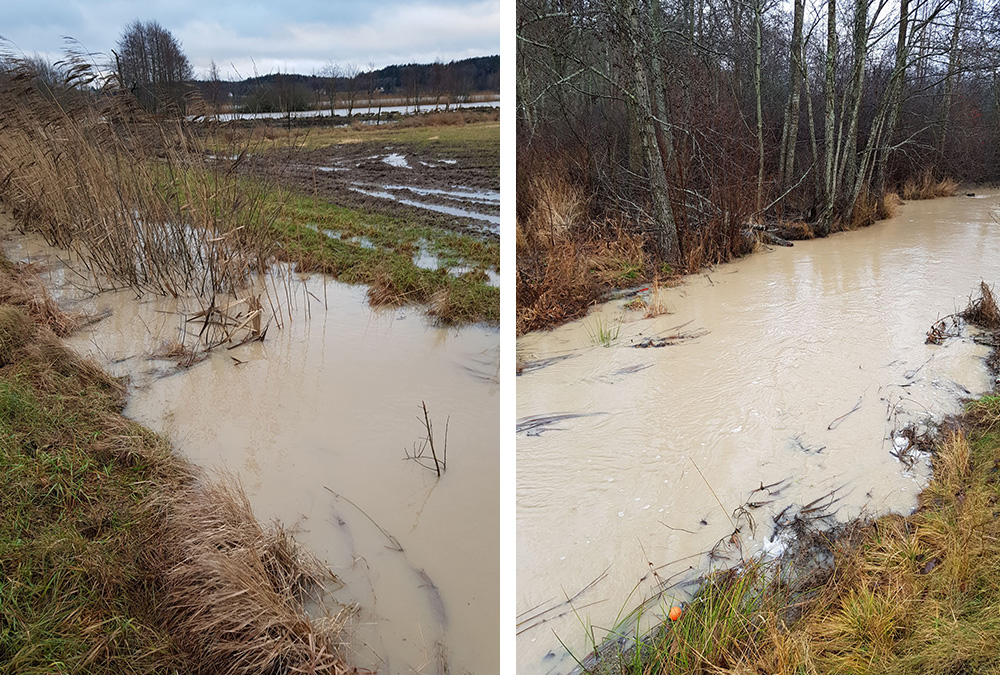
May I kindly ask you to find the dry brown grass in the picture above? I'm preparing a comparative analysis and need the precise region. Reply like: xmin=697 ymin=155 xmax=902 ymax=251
xmin=524 ymin=173 xmax=589 ymax=242
xmin=0 ymin=53 xmax=279 ymax=300
xmin=516 ymin=157 xmax=660 ymax=333
xmin=901 ymin=169 xmax=960 ymax=201
xmin=643 ymin=276 xmax=672 ymax=319
xmin=849 ymin=191 xmax=879 ymax=229
xmin=880 ymin=192 xmax=903 ymax=219
xmin=160 ymin=478 xmax=349 ymax=675
xmin=0 ymin=303 xmax=32 ymax=364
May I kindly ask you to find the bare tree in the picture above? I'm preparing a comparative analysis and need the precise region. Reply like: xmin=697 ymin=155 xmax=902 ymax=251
xmin=321 ymin=61 xmax=341 ymax=114
xmin=343 ymin=63 xmax=360 ymax=116
xmin=114 ymin=19 xmax=193 ymax=114
xmin=366 ymin=61 xmax=377 ymax=113
xmin=204 ymin=59 xmax=224 ymax=114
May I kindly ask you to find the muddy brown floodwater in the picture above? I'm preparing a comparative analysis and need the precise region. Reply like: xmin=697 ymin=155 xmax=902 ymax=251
xmin=3 ymin=226 xmax=499 ymax=675
xmin=516 ymin=193 xmax=1000 ymax=673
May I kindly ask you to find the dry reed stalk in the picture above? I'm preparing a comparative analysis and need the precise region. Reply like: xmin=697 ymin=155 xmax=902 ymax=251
xmin=643 ymin=276 xmax=671 ymax=319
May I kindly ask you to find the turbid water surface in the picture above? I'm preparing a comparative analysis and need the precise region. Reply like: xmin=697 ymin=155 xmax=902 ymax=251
xmin=517 ymin=193 xmax=1000 ymax=673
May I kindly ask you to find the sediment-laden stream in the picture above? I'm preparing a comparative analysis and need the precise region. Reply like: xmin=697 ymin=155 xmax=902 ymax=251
xmin=3 ymin=225 xmax=499 ymax=675
xmin=516 ymin=193 xmax=1000 ymax=673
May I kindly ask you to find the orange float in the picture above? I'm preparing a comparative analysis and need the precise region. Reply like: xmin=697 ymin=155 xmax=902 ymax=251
xmin=669 ymin=606 xmax=682 ymax=621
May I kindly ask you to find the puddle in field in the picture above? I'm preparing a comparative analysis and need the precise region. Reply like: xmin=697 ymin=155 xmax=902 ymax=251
xmin=348 ymin=186 xmax=501 ymax=232
xmin=412 ymin=244 xmax=500 ymax=287
xmin=382 ymin=153 xmax=412 ymax=169
xmin=516 ymin=193 xmax=1000 ymax=673
xmin=3 ymin=227 xmax=500 ymax=675
xmin=382 ymin=184 xmax=500 ymax=205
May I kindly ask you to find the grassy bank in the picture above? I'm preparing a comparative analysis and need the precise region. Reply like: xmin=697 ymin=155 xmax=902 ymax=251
xmin=581 ymin=287 xmax=1000 ymax=674
xmin=0 ymin=257 xmax=347 ymax=674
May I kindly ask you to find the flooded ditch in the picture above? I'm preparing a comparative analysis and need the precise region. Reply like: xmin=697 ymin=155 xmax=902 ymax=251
xmin=3 ymin=225 xmax=500 ymax=675
xmin=516 ymin=193 xmax=1000 ymax=673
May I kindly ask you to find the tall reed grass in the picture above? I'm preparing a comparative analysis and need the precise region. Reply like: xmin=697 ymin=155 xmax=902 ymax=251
xmin=0 ymin=49 xmax=279 ymax=299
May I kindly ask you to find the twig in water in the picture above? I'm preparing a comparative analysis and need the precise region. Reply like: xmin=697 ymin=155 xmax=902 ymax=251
xmin=323 ymin=486 xmax=403 ymax=551
xmin=828 ymin=395 xmax=863 ymax=430
xmin=403 ymin=401 xmax=448 ymax=476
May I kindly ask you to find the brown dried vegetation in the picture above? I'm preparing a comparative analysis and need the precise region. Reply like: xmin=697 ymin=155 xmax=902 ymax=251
xmin=0 ymin=51 xmax=279 ymax=299
xmin=901 ymin=169 xmax=960 ymax=201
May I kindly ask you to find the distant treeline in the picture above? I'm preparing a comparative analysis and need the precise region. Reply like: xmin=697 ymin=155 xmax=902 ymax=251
xmin=198 ymin=56 xmax=500 ymax=113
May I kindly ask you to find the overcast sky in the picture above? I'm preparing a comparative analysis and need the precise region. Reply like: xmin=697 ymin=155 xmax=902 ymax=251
xmin=0 ymin=0 xmax=500 ymax=79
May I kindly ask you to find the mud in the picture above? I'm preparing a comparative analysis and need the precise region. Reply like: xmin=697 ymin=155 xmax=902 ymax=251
xmin=235 ymin=130 xmax=500 ymax=239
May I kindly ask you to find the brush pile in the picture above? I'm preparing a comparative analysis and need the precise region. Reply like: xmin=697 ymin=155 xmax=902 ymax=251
xmin=961 ymin=281 xmax=1000 ymax=330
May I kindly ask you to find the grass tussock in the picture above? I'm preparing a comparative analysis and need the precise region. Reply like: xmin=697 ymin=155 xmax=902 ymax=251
xmin=516 ymin=167 xmax=656 ymax=333
xmin=160 ymin=479 xmax=348 ymax=675
xmin=901 ymin=169 xmax=959 ymax=201
xmin=849 ymin=190 xmax=881 ymax=229
xmin=585 ymin=397 xmax=1000 ymax=673
xmin=0 ymin=262 xmax=348 ymax=674
xmin=880 ymin=191 xmax=904 ymax=219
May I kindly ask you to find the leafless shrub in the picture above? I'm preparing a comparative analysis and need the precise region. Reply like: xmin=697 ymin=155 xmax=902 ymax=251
xmin=961 ymin=281 xmax=1000 ymax=330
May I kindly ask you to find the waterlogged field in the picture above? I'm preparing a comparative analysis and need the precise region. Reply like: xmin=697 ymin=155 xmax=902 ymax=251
xmin=214 ymin=118 xmax=501 ymax=324
xmin=0 ymin=63 xmax=501 ymax=675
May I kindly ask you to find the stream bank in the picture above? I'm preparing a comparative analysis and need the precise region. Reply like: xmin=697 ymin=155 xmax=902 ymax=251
xmin=0 ymin=255 xmax=348 ymax=674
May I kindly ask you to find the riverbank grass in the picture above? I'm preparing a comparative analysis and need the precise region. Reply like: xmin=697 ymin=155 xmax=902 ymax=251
xmin=586 ymin=397 xmax=1000 ymax=674
xmin=0 ymin=260 xmax=347 ymax=674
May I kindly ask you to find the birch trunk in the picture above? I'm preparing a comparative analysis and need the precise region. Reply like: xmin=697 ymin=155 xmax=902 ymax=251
xmin=754 ymin=0 xmax=765 ymax=212
xmin=938 ymin=0 xmax=967 ymax=161
xmin=820 ymin=0 xmax=838 ymax=233
xmin=623 ymin=0 xmax=680 ymax=261
xmin=778 ymin=0 xmax=805 ymax=189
